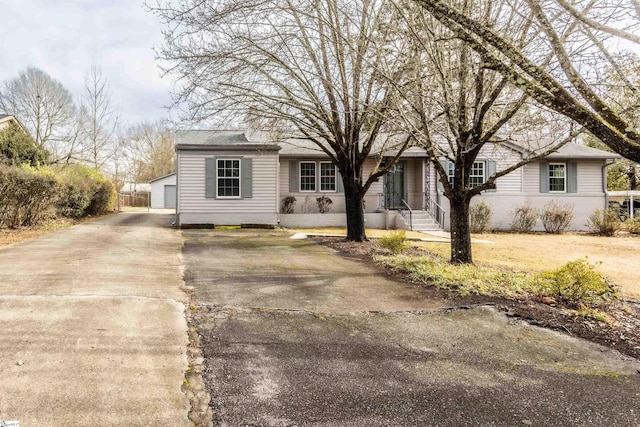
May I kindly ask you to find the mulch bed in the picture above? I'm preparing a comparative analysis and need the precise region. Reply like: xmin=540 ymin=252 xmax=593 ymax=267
xmin=314 ymin=236 xmax=640 ymax=361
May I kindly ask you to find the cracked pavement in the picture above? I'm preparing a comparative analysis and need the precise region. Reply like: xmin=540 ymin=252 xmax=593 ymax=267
xmin=183 ymin=229 xmax=640 ymax=427
xmin=0 ymin=213 xmax=190 ymax=426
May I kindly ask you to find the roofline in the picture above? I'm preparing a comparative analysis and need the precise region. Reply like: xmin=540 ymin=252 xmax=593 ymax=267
xmin=149 ymin=172 xmax=177 ymax=183
xmin=175 ymin=143 xmax=281 ymax=152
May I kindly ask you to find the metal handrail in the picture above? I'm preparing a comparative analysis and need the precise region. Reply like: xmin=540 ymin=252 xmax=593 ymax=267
xmin=400 ymin=199 xmax=413 ymax=231
xmin=424 ymin=193 xmax=445 ymax=227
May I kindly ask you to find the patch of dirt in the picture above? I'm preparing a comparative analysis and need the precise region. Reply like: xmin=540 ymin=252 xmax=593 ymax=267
xmin=314 ymin=237 xmax=640 ymax=360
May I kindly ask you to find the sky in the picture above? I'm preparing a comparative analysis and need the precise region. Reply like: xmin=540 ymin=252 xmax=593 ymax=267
xmin=0 ymin=0 xmax=174 ymax=125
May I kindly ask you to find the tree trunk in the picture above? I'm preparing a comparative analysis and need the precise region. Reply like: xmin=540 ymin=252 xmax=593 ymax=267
xmin=343 ymin=177 xmax=367 ymax=242
xmin=449 ymin=194 xmax=472 ymax=264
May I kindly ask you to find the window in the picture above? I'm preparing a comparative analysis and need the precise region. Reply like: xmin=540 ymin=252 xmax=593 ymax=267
xmin=320 ymin=162 xmax=336 ymax=192
xmin=217 ymin=159 xmax=240 ymax=198
xmin=548 ymin=163 xmax=566 ymax=192
xmin=447 ymin=160 xmax=486 ymax=187
xmin=300 ymin=162 xmax=316 ymax=191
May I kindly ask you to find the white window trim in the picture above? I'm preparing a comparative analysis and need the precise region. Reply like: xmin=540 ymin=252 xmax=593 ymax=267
xmin=469 ymin=161 xmax=486 ymax=187
xmin=216 ymin=158 xmax=241 ymax=199
xmin=299 ymin=161 xmax=317 ymax=192
xmin=548 ymin=162 xmax=567 ymax=193
xmin=447 ymin=160 xmax=486 ymax=187
xmin=319 ymin=161 xmax=337 ymax=193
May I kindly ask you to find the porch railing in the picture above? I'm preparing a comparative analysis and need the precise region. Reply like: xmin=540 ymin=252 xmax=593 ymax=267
xmin=399 ymin=199 xmax=413 ymax=231
xmin=424 ymin=193 xmax=445 ymax=228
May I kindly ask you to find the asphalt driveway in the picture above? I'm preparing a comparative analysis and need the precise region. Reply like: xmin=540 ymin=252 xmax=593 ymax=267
xmin=0 ymin=213 xmax=190 ymax=426
xmin=183 ymin=229 xmax=640 ymax=426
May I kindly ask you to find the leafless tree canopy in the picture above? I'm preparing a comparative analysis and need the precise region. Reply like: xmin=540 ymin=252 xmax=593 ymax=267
xmin=391 ymin=0 xmax=579 ymax=263
xmin=412 ymin=0 xmax=640 ymax=162
xmin=0 ymin=67 xmax=78 ymax=162
xmin=79 ymin=66 xmax=120 ymax=170
xmin=150 ymin=0 xmax=414 ymax=240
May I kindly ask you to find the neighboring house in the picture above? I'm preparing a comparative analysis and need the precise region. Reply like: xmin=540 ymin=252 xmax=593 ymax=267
xmin=175 ymin=130 xmax=619 ymax=231
xmin=0 ymin=114 xmax=27 ymax=132
xmin=150 ymin=173 xmax=177 ymax=209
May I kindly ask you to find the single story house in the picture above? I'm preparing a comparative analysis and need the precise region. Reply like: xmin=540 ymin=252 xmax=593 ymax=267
xmin=150 ymin=173 xmax=177 ymax=209
xmin=174 ymin=130 xmax=619 ymax=231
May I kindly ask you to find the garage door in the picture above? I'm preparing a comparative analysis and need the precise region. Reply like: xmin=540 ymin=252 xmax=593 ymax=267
xmin=164 ymin=185 xmax=177 ymax=209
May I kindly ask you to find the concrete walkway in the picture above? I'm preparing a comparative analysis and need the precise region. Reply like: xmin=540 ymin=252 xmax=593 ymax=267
xmin=0 ymin=213 xmax=190 ymax=426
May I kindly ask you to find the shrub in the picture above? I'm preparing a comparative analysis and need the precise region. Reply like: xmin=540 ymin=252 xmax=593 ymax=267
xmin=510 ymin=203 xmax=539 ymax=233
xmin=469 ymin=202 xmax=492 ymax=233
xmin=533 ymin=259 xmax=616 ymax=303
xmin=541 ymin=201 xmax=574 ymax=234
xmin=624 ymin=217 xmax=640 ymax=234
xmin=316 ymin=196 xmax=333 ymax=213
xmin=87 ymin=180 xmax=117 ymax=216
xmin=54 ymin=164 xmax=116 ymax=218
xmin=0 ymin=165 xmax=59 ymax=228
xmin=379 ymin=230 xmax=408 ymax=254
xmin=586 ymin=208 xmax=621 ymax=236
xmin=281 ymin=196 xmax=296 ymax=213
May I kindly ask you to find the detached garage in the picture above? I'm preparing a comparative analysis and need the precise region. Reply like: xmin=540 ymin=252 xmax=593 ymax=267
xmin=150 ymin=173 xmax=177 ymax=209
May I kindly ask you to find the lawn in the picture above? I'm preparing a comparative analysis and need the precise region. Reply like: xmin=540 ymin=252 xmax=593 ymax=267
xmin=293 ymin=227 xmax=640 ymax=299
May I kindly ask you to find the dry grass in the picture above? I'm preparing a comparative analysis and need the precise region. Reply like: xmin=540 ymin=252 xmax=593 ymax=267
xmin=415 ymin=232 xmax=640 ymax=299
xmin=0 ymin=219 xmax=73 ymax=247
xmin=292 ymin=227 xmax=640 ymax=299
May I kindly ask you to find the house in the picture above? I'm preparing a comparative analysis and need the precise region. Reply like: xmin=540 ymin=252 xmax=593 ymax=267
xmin=175 ymin=130 xmax=619 ymax=231
xmin=0 ymin=114 xmax=24 ymax=131
xmin=149 ymin=173 xmax=177 ymax=209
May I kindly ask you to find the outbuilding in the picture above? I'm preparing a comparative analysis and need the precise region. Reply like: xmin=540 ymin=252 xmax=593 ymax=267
xmin=150 ymin=173 xmax=177 ymax=209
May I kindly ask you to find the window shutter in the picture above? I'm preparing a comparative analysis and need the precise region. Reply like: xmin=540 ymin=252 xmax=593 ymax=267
xmin=336 ymin=169 xmax=344 ymax=193
xmin=289 ymin=160 xmax=298 ymax=192
xmin=241 ymin=158 xmax=253 ymax=198
xmin=567 ymin=162 xmax=577 ymax=193
xmin=205 ymin=158 xmax=216 ymax=198
xmin=437 ymin=158 xmax=448 ymax=192
xmin=486 ymin=160 xmax=497 ymax=193
xmin=539 ymin=162 xmax=549 ymax=193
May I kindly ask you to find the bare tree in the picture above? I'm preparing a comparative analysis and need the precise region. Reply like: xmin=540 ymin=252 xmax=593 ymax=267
xmin=392 ymin=0 xmax=576 ymax=263
xmin=0 ymin=67 xmax=79 ymax=162
xmin=149 ymin=0 xmax=413 ymax=241
xmin=411 ymin=0 xmax=640 ymax=162
xmin=118 ymin=121 xmax=175 ymax=185
xmin=79 ymin=66 xmax=120 ymax=170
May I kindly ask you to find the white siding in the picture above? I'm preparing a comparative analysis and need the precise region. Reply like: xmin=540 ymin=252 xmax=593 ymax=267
xmin=178 ymin=150 xmax=279 ymax=225
xmin=279 ymin=158 xmax=385 ymax=213
xmin=578 ymin=161 xmax=605 ymax=193
xmin=150 ymin=174 xmax=176 ymax=209
xmin=479 ymin=144 xmax=523 ymax=193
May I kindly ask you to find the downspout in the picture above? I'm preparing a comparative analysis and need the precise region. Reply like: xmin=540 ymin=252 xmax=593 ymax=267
xmin=276 ymin=155 xmax=281 ymax=227
xmin=174 ymin=145 xmax=180 ymax=227
xmin=602 ymin=159 xmax=614 ymax=210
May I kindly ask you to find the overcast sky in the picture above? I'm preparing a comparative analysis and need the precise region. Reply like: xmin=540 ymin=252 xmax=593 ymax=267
xmin=0 ymin=0 xmax=173 ymax=125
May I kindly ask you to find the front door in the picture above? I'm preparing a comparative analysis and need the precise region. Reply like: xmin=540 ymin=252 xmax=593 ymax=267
xmin=384 ymin=163 xmax=405 ymax=209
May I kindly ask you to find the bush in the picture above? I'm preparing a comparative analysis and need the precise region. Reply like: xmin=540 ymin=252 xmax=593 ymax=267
xmin=281 ymin=196 xmax=296 ymax=213
xmin=379 ymin=230 xmax=408 ymax=254
xmin=510 ymin=203 xmax=539 ymax=233
xmin=316 ymin=196 xmax=333 ymax=213
xmin=586 ymin=208 xmax=621 ymax=236
xmin=54 ymin=164 xmax=116 ymax=218
xmin=624 ymin=217 xmax=640 ymax=234
xmin=541 ymin=201 xmax=574 ymax=234
xmin=469 ymin=202 xmax=492 ymax=233
xmin=533 ymin=259 xmax=616 ymax=303
xmin=0 ymin=165 xmax=59 ymax=228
